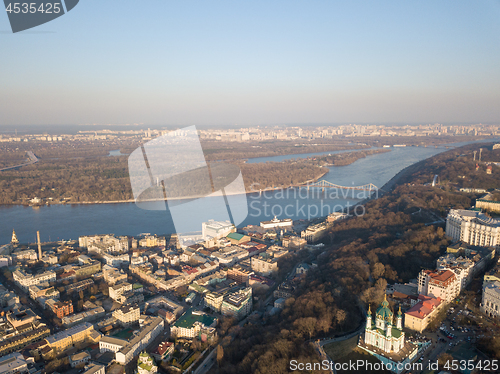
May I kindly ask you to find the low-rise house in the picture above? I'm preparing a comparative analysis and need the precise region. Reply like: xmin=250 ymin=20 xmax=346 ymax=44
xmin=150 ymin=341 xmax=174 ymax=361
xmin=69 ymin=351 xmax=91 ymax=367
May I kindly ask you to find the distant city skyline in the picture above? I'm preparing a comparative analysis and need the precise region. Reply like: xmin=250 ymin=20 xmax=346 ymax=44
xmin=1 ymin=0 xmax=500 ymax=126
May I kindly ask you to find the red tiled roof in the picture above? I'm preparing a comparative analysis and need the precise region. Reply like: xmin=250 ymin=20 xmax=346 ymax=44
xmin=405 ymin=295 xmax=442 ymax=320
xmin=152 ymin=341 xmax=173 ymax=355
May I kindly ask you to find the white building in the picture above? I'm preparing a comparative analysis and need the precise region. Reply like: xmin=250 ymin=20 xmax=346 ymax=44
xmin=115 ymin=316 xmax=164 ymax=365
xmin=221 ymin=287 xmax=253 ymax=320
xmin=137 ymin=352 xmax=158 ymax=374
xmin=363 ymin=297 xmax=405 ymax=353
xmin=436 ymin=254 xmax=474 ymax=293
xmin=80 ymin=234 xmax=129 ymax=253
xmin=113 ymin=304 xmax=140 ymax=326
xmin=171 ymin=309 xmax=217 ymax=340
xmin=211 ymin=246 xmax=249 ymax=266
xmin=13 ymin=269 xmax=56 ymax=291
xmin=109 ymin=282 xmax=133 ymax=301
xmin=481 ymin=281 xmax=500 ymax=318
xmin=99 ymin=336 xmax=127 ymax=354
xmin=0 ymin=353 xmax=28 ymax=374
xmin=102 ymin=253 xmax=130 ymax=268
xmin=446 ymin=209 xmax=500 ymax=247
xmin=251 ymin=254 xmax=278 ymax=276
xmin=260 ymin=216 xmax=293 ymax=230
xmin=202 ymin=220 xmax=235 ymax=240
xmin=82 ymin=364 xmax=105 ymax=374
xmin=418 ymin=269 xmax=459 ymax=303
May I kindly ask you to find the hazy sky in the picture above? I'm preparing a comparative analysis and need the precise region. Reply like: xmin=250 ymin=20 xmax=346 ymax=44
xmin=1 ymin=0 xmax=500 ymax=126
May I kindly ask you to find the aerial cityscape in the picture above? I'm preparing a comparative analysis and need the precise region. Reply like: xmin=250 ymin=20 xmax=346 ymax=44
xmin=1 ymin=1 xmax=500 ymax=374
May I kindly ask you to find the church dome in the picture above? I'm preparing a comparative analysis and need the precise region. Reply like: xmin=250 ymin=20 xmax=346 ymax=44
xmin=376 ymin=295 xmax=393 ymax=321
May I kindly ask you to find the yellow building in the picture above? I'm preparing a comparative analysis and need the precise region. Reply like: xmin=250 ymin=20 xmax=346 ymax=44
xmin=404 ymin=295 xmax=443 ymax=333
xmin=45 ymin=322 xmax=100 ymax=353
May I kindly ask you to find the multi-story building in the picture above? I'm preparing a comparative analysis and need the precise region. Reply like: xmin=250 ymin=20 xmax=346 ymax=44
xmin=74 ymin=260 xmax=101 ymax=278
xmin=274 ymin=281 xmax=295 ymax=299
xmin=69 ymin=352 xmax=91 ymax=368
xmin=202 ymin=220 xmax=235 ymax=240
xmin=301 ymin=222 xmax=328 ymax=243
xmin=171 ymin=309 xmax=217 ymax=340
xmin=221 ymin=287 xmax=252 ymax=320
xmin=476 ymin=194 xmax=500 ymax=213
xmin=103 ymin=265 xmax=128 ymax=285
xmin=45 ymin=322 xmax=100 ymax=353
xmin=82 ymin=364 xmax=105 ymax=374
xmin=61 ymin=307 xmax=105 ymax=327
xmin=12 ymin=249 xmax=38 ymax=262
xmin=211 ymin=246 xmax=249 ymax=266
xmin=109 ymin=281 xmax=132 ymax=300
xmin=115 ymin=317 xmax=164 ymax=365
xmin=79 ymin=234 xmax=129 ymax=254
xmin=204 ymin=292 xmax=224 ymax=312
xmin=103 ymin=253 xmax=130 ymax=268
xmin=281 ymin=236 xmax=307 ymax=250
xmin=99 ymin=336 xmax=127 ymax=354
xmin=0 ymin=353 xmax=28 ymax=374
xmin=446 ymin=209 xmax=500 ymax=247
xmin=326 ymin=212 xmax=349 ymax=223
xmin=144 ymin=296 xmax=184 ymax=318
xmin=436 ymin=254 xmax=474 ymax=293
xmin=29 ymin=285 xmax=59 ymax=301
xmin=151 ymin=341 xmax=174 ymax=361
xmin=138 ymin=235 xmax=166 ymax=248
xmin=404 ymin=295 xmax=443 ymax=333
xmin=481 ymin=280 xmax=500 ymax=318
xmin=227 ymin=265 xmax=253 ymax=285
xmin=66 ymin=279 xmax=94 ymax=293
xmin=251 ymin=254 xmax=278 ymax=276
xmin=13 ymin=269 xmax=56 ymax=291
xmin=113 ymin=304 xmax=140 ymax=326
xmin=49 ymin=300 xmax=74 ymax=319
xmin=0 ymin=325 xmax=50 ymax=357
xmin=418 ymin=270 xmax=458 ymax=303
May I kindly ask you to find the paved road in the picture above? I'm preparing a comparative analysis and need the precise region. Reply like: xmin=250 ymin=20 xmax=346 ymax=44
xmin=193 ymin=347 xmax=216 ymax=374
xmin=0 ymin=151 xmax=38 ymax=171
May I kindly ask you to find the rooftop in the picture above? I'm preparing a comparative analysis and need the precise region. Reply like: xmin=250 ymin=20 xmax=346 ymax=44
xmin=405 ymin=295 xmax=442 ymax=320
xmin=173 ymin=308 xmax=216 ymax=329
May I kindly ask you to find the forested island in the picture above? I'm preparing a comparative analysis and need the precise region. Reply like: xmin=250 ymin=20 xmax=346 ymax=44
xmin=0 ymin=141 xmax=388 ymax=205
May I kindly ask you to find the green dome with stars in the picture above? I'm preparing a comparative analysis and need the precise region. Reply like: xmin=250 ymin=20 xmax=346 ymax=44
xmin=376 ymin=294 xmax=393 ymax=322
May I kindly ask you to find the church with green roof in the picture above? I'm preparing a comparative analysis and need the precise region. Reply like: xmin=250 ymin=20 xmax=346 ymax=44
xmin=358 ymin=295 xmax=419 ymax=373
xmin=364 ymin=295 xmax=404 ymax=353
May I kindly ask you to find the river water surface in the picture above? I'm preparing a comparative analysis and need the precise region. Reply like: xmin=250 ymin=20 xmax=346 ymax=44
xmin=0 ymin=140 xmax=494 ymax=244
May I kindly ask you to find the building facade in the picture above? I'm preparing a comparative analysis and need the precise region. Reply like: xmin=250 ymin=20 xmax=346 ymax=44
xmin=446 ymin=209 xmax=500 ymax=247
xmin=404 ymin=295 xmax=443 ymax=333
xmin=363 ymin=297 xmax=405 ymax=354
xmin=418 ymin=269 xmax=458 ymax=303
